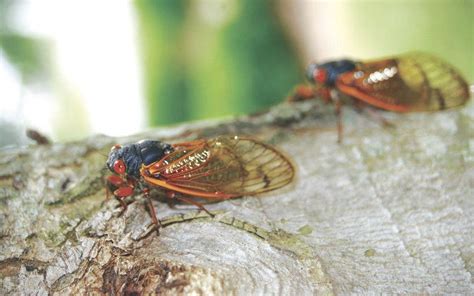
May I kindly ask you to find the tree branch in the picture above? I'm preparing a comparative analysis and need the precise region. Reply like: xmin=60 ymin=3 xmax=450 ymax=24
xmin=1 ymin=100 xmax=472 ymax=294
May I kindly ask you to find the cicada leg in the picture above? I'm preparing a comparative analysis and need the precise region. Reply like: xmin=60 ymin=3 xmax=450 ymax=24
xmin=143 ymin=188 xmax=162 ymax=234
xmin=288 ymin=84 xmax=317 ymax=102
xmin=106 ymin=175 xmax=136 ymax=216
xmin=165 ymin=190 xmax=177 ymax=209
xmin=352 ymin=100 xmax=394 ymax=128
xmin=331 ymin=89 xmax=344 ymax=144
xmin=113 ymin=186 xmax=134 ymax=216
xmin=105 ymin=174 xmax=124 ymax=200
xmin=288 ymin=84 xmax=333 ymax=103
xmin=177 ymin=196 xmax=214 ymax=217
xmin=166 ymin=190 xmax=214 ymax=217
xmin=318 ymin=87 xmax=332 ymax=103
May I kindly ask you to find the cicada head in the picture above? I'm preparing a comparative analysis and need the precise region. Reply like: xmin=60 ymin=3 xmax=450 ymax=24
xmin=106 ymin=140 xmax=174 ymax=178
xmin=306 ymin=59 xmax=357 ymax=86
xmin=306 ymin=62 xmax=327 ymax=85
xmin=106 ymin=144 xmax=131 ymax=177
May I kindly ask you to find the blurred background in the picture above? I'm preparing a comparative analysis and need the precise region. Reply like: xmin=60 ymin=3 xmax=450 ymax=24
xmin=0 ymin=0 xmax=472 ymax=147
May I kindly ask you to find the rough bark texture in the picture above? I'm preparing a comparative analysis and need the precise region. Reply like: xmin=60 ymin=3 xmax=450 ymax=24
xmin=0 ymin=99 xmax=473 ymax=295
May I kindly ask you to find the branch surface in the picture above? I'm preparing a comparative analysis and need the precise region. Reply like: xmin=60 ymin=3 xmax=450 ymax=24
xmin=0 ymin=100 xmax=473 ymax=295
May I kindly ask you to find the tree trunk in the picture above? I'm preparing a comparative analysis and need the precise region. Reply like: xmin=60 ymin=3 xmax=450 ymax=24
xmin=0 ymin=99 xmax=473 ymax=295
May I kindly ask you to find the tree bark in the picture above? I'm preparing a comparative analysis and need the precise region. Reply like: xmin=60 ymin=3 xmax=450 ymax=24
xmin=0 ymin=99 xmax=473 ymax=295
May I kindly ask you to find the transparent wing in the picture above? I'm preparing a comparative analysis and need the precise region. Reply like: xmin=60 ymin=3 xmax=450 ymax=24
xmin=140 ymin=136 xmax=295 ymax=199
xmin=336 ymin=52 xmax=470 ymax=112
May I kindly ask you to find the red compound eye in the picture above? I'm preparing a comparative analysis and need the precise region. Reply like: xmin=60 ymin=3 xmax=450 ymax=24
xmin=314 ymin=69 xmax=327 ymax=83
xmin=113 ymin=159 xmax=126 ymax=174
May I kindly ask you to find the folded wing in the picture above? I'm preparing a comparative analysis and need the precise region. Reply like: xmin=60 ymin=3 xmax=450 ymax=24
xmin=141 ymin=136 xmax=294 ymax=199
xmin=336 ymin=52 xmax=469 ymax=112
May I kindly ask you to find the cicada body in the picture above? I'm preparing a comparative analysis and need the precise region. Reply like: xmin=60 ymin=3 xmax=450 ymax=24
xmin=106 ymin=136 xmax=294 ymax=232
xmin=290 ymin=52 xmax=470 ymax=141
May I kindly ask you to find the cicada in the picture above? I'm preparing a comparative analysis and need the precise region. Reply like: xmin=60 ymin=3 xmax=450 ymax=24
xmin=290 ymin=52 xmax=470 ymax=142
xmin=106 ymin=136 xmax=294 ymax=232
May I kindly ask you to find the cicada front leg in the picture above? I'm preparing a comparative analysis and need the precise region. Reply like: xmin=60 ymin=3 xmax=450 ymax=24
xmin=288 ymin=84 xmax=333 ymax=103
xmin=106 ymin=174 xmax=135 ymax=216
xmin=288 ymin=84 xmax=317 ymax=102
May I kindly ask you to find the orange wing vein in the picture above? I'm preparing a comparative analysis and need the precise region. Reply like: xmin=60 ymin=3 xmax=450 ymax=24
xmin=335 ymin=52 xmax=470 ymax=112
xmin=140 ymin=136 xmax=295 ymax=199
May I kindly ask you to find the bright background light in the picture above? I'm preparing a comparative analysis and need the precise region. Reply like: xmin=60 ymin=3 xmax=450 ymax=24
xmin=1 ymin=0 xmax=471 ymax=147
xmin=1 ymin=0 xmax=144 ymax=144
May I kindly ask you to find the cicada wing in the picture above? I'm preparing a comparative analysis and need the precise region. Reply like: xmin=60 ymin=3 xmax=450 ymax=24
xmin=336 ymin=52 xmax=470 ymax=112
xmin=141 ymin=136 xmax=295 ymax=199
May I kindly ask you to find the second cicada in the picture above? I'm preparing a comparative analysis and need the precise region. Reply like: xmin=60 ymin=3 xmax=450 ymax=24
xmin=106 ymin=136 xmax=295 ymax=232
xmin=290 ymin=52 xmax=470 ymax=142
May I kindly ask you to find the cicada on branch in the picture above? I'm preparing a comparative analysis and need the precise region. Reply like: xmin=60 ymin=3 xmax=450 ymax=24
xmin=290 ymin=52 xmax=470 ymax=142
xmin=106 ymin=136 xmax=294 ymax=233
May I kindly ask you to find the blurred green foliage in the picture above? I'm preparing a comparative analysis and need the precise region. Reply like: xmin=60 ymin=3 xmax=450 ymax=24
xmin=135 ymin=0 xmax=301 ymax=126
xmin=134 ymin=1 xmax=188 ymax=125
xmin=0 ymin=0 xmax=51 ymax=84
xmin=0 ymin=34 xmax=52 ymax=83
xmin=0 ymin=0 xmax=472 ymax=144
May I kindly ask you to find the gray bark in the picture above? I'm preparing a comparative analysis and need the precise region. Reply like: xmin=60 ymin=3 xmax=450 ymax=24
xmin=0 ymin=99 xmax=473 ymax=295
